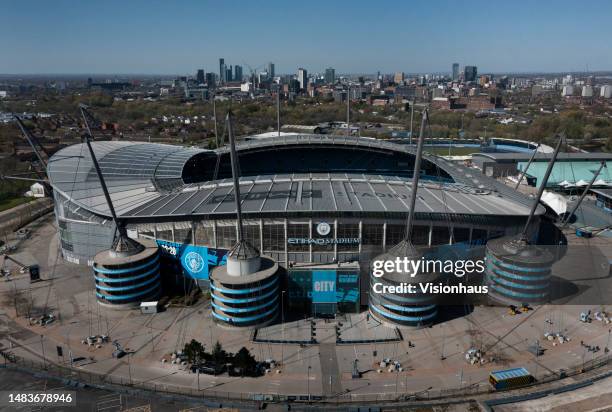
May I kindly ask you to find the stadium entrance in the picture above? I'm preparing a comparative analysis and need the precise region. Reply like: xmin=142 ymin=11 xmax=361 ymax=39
xmin=287 ymin=263 xmax=360 ymax=317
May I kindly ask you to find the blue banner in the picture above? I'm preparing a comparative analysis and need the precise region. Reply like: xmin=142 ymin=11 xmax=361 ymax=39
xmin=312 ymin=270 xmax=336 ymax=303
xmin=156 ymin=240 xmax=227 ymax=280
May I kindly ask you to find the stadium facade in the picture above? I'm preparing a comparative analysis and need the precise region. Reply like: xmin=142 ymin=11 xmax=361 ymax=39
xmin=47 ymin=135 xmax=544 ymax=321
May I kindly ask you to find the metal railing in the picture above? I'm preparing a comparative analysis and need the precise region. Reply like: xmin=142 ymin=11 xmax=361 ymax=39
xmin=1 ymin=349 xmax=610 ymax=404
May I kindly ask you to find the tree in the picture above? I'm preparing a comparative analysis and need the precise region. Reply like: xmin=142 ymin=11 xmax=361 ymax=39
xmin=183 ymin=339 xmax=205 ymax=364
xmin=211 ymin=341 xmax=227 ymax=365
xmin=233 ymin=347 xmax=257 ymax=375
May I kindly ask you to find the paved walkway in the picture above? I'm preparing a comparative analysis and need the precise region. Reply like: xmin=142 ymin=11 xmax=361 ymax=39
xmin=319 ymin=343 xmax=341 ymax=396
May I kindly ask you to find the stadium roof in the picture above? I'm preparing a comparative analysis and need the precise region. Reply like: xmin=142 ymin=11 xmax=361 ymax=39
xmin=47 ymin=135 xmax=543 ymax=220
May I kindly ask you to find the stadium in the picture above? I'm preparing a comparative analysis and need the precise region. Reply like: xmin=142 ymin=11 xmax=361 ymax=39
xmin=47 ymin=134 xmax=544 ymax=324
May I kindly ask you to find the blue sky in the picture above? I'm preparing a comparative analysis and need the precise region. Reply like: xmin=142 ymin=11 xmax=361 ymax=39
xmin=1 ymin=0 xmax=611 ymax=75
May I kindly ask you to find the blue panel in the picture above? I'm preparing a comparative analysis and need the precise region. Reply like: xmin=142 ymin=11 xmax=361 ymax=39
xmin=181 ymin=244 xmax=210 ymax=279
xmin=94 ymin=264 xmax=160 ymax=283
xmin=211 ymin=285 xmax=279 ymax=304
xmin=156 ymin=240 xmax=228 ymax=280
xmin=96 ymin=282 xmax=160 ymax=301
xmin=312 ymin=270 xmax=336 ymax=303
xmin=210 ymin=277 xmax=277 ymax=294
xmin=96 ymin=273 xmax=160 ymax=292
xmin=93 ymin=255 xmax=159 ymax=274
xmin=370 ymin=303 xmax=438 ymax=323
xmin=212 ymin=303 xmax=279 ymax=323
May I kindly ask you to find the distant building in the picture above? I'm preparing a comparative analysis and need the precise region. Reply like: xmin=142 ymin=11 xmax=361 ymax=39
xmin=394 ymin=72 xmax=405 ymax=84
xmin=464 ymin=66 xmax=477 ymax=82
xmin=196 ymin=69 xmax=205 ymax=84
xmin=205 ymin=72 xmax=216 ymax=88
xmin=234 ymin=65 xmax=243 ymax=82
xmin=219 ymin=58 xmax=226 ymax=84
xmin=581 ymin=85 xmax=593 ymax=97
xmin=452 ymin=63 xmax=459 ymax=80
xmin=226 ymin=66 xmax=232 ymax=83
xmin=268 ymin=62 xmax=275 ymax=79
xmin=0 ymin=91 xmax=7 ymax=99
xmin=562 ymin=85 xmax=574 ymax=97
xmin=286 ymin=79 xmax=300 ymax=93
xmin=601 ymin=85 xmax=612 ymax=98
xmin=325 ymin=67 xmax=335 ymax=85
xmin=297 ymin=68 xmax=308 ymax=90
xmin=26 ymin=182 xmax=45 ymax=198
xmin=184 ymin=85 xmax=208 ymax=100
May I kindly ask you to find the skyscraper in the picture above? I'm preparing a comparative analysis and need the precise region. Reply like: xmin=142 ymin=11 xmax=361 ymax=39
xmin=226 ymin=66 xmax=233 ymax=83
xmin=297 ymin=68 xmax=308 ymax=90
xmin=452 ymin=63 xmax=459 ymax=81
xmin=219 ymin=58 xmax=226 ymax=84
xmin=234 ymin=65 xmax=243 ymax=82
xmin=394 ymin=72 xmax=405 ymax=84
xmin=325 ymin=67 xmax=335 ymax=85
xmin=464 ymin=66 xmax=477 ymax=82
xmin=268 ymin=62 xmax=275 ymax=79
xmin=206 ymin=72 xmax=216 ymax=88
xmin=196 ymin=69 xmax=205 ymax=84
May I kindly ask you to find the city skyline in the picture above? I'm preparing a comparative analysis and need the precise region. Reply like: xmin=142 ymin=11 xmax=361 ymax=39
xmin=2 ymin=0 xmax=612 ymax=75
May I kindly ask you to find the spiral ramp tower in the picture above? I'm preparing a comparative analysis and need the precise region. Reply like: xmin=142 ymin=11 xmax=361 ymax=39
xmin=209 ymin=111 xmax=280 ymax=328
xmin=485 ymin=135 xmax=565 ymax=306
xmin=369 ymin=241 xmax=438 ymax=326
xmin=209 ymin=241 xmax=280 ymax=327
xmin=79 ymin=104 xmax=162 ymax=308
xmin=368 ymin=109 xmax=438 ymax=327
xmin=93 ymin=238 xmax=161 ymax=308
xmin=485 ymin=237 xmax=555 ymax=305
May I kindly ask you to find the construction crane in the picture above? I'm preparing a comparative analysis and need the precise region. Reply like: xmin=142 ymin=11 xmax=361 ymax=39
xmin=3 ymin=116 xmax=53 ymax=193
xmin=242 ymin=61 xmax=264 ymax=97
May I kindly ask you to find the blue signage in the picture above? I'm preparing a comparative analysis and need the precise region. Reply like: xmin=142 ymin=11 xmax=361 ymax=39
xmin=156 ymin=240 xmax=227 ymax=280
xmin=312 ymin=270 xmax=336 ymax=303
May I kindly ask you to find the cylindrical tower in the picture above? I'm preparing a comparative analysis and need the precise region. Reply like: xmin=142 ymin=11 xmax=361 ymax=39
xmin=485 ymin=236 xmax=555 ymax=306
xmin=368 ymin=241 xmax=438 ymax=327
xmin=93 ymin=238 xmax=161 ymax=308
xmin=209 ymin=241 xmax=280 ymax=328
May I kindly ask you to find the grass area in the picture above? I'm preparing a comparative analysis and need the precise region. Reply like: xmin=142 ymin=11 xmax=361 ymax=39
xmin=425 ymin=146 xmax=481 ymax=156
xmin=0 ymin=196 xmax=35 ymax=213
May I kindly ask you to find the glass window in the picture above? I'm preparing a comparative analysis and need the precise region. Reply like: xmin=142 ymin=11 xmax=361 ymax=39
xmin=471 ymin=228 xmax=487 ymax=245
xmin=337 ymin=223 xmax=359 ymax=252
xmin=362 ymin=224 xmax=383 ymax=246
xmin=174 ymin=227 xmax=192 ymax=244
xmin=263 ymin=224 xmax=285 ymax=252
xmin=385 ymin=224 xmax=405 ymax=247
xmin=195 ymin=224 xmax=214 ymax=246
xmin=453 ymin=227 xmax=470 ymax=244
xmin=431 ymin=226 xmax=451 ymax=245
xmin=156 ymin=229 xmax=172 ymax=241
xmin=216 ymin=224 xmax=236 ymax=249
xmin=411 ymin=225 xmax=429 ymax=245
xmin=288 ymin=223 xmax=309 ymax=252
xmin=243 ymin=224 xmax=261 ymax=250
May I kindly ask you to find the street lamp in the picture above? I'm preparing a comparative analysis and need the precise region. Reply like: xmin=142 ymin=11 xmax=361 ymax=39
xmin=307 ymin=365 xmax=312 ymax=400
xmin=40 ymin=335 xmax=46 ymax=369
xmin=281 ymin=290 xmax=286 ymax=367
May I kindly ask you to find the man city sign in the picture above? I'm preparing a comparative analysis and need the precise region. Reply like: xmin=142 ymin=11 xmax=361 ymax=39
xmin=184 ymin=251 xmax=205 ymax=274
xmin=316 ymin=222 xmax=331 ymax=236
